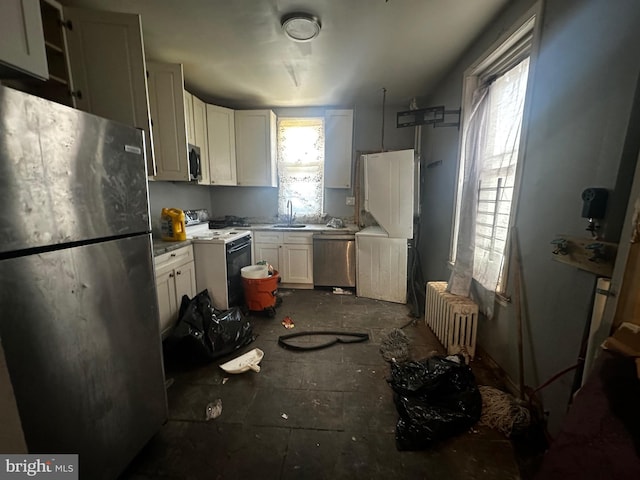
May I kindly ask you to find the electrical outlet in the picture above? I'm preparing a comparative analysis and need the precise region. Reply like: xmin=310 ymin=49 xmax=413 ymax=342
xmin=346 ymin=196 xmax=355 ymax=206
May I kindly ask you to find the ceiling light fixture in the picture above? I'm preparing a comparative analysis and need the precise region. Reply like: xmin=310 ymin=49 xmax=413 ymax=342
xmin=281 ymin=13 xmax=321 ymax=42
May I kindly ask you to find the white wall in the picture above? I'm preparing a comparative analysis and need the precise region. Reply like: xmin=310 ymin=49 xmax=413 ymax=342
xmin=419 ymin=0 xmax=640 ymax=432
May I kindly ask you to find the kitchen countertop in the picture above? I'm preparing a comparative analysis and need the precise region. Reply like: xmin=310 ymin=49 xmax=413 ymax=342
xmin=152 ymin=223 xmax=359 ymax=257
xmin=250 ymin=223 xmax=359 ymax=234
xmin=152 ymin=238 xmax=192 ymax=257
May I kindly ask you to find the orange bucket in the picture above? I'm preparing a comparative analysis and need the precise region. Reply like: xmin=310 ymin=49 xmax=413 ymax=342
xmin=242 ymin=270 xmax=280 ymax=316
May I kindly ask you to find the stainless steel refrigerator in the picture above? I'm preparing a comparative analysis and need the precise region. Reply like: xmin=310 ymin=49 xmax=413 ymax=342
xmin=0 ymin=86 xmax=167 ymax=479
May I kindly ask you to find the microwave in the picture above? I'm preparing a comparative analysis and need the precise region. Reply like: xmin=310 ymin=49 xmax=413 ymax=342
xmin=188 ymin=143 xmax=202 ymax=181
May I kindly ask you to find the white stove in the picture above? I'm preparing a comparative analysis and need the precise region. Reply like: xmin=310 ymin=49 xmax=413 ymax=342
xmin=185 ymin=223 xmax=251 ymax=244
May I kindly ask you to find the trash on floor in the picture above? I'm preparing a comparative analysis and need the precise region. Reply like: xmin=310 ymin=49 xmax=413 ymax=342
xmin=478 ymin=385 xmax=531 ymax=436
xmin=388 ymin=354 xmax=482 ymax=450
xmin=380 ymin=328 xmax=410 ymax=363
xmin=219 ymin=348 xmax=264 ymax=373
xmin=170 ymin=289 xmax=254 ymax=363
xmin=332 ymin=287 xmax=353 ymax=295
xmin=282 ymin=316 xmax=295 ymax=329
xmin=281 ymin=413 xmax=288 ymax=420
xmin=205 ymin=399 xmax=223 ymax=420
xmin=222 ymin=377 xmax=229 ymax=384
xmin=278 ymin=331 xmax=369 ymax=351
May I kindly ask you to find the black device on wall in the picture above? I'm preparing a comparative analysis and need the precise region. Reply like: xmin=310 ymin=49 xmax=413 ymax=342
xmin=581 ymin=188 xmax=608 ymax=219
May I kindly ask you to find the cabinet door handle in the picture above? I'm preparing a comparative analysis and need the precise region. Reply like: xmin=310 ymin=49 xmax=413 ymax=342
xmin=176 ymin=270 xmax=182 ymax=275
xmin=170 ymin=253 xmax=176 ymax=257
xmin=169 ymin=273 xmax=174 ymax=278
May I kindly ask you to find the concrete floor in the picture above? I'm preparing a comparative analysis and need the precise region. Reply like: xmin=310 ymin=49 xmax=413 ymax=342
xmin=120 ymin=289 xmax=523 ymax=479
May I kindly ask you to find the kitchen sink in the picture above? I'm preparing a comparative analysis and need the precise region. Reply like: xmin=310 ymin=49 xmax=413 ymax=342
xmin=272 ymin=224 xmax=306 ymax=228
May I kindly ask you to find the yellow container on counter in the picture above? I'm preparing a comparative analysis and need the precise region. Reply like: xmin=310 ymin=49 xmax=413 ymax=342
xmin=160 ymin=208 xmax=187 ymax=241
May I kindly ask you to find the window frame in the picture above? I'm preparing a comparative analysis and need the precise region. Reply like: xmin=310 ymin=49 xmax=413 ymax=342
xmin=450 ymin=5 xmax=540 ymax=298
xmin=276 ymin=115 xmax=326 ymax=221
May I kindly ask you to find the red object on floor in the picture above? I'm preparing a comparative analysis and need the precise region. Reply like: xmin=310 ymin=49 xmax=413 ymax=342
xmin=242 ymin=270 xmax=279 ymax=312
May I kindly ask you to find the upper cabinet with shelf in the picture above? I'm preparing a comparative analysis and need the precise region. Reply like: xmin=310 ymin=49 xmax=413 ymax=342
xmin=0 ymin=0 xmax=48 ymax=80
xmin=235 ymin=109 xmax=277 ymax=187
xmin=324 ymin=109 xmax=354 ymax=189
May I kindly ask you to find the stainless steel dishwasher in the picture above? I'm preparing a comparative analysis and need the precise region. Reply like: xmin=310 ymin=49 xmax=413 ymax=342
xmin=313 ymin=233 xmax=356 ymax=287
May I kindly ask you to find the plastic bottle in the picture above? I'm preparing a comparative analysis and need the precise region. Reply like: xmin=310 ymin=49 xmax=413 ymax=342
xmin=160 ymin=208 xmax=187 ymax=241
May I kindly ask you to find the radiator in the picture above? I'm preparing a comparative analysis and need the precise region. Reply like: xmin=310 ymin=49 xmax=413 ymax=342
xmin=424 ymin=282 xmax=479 ymax=359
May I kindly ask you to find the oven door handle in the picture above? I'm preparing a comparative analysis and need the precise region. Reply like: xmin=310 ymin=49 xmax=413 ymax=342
xmin=227 ymin=241 xmax=251 ymax=254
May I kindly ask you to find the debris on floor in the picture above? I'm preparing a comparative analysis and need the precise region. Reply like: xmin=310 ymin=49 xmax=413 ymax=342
xmin=219 ymin=348 xmax=264 ymax=373
xmin=205 ymin=399 xmax=223 ymax=420
xmin=388 ymin=354 xmax=482 ymax=450
xmin=278 ymin=331 xmax=369 ymax=350
xmin=380 ymin=328 xmax=410 ymax=363
xmin=282 ymin=316 xmax=295 ymax=329
xmin=281 ymin=413 xmax=288 ymax=420
xmin=332 ymin=287 xmax=353 ymax=295
xmin=478 ymin=385 xmax=531 ymax=436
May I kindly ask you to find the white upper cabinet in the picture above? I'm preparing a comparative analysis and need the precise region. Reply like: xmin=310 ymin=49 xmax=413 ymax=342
xmin=206 ymin=104 xmax=237 ymax=186
xmin=324 ymin=109 xmax=354 ymax=188
xmin=235 ymin=109 xmax=277 ymax=187
xmin=0 ymin=0 xmax=48 ymax=80
xmin=184 ymin=90 xmax=195 ymax=145
xmin=192 ymin=95 xmax=210 ymax=185
xmin=63 ymin=7 xmax=155 ymax=175
xmin=146 ymin=61 xmax=190 ymax=181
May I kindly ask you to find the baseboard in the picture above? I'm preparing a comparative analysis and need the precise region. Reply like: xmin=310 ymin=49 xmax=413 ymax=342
xmin=476 ymin=344 xmax=520 ymax=398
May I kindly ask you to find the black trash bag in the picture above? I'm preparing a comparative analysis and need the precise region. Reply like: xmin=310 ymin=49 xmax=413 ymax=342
xmin=388 ymin=355 xmax=482 ymax=451
xmin=171 ymin=289 xmax=254 ymax=363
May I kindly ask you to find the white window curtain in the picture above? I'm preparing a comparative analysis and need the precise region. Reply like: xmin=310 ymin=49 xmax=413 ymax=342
xmin=449 ymin=57 xmax=530 ymax=317
xmin=277 ymin=117 xmax=325 ymax=220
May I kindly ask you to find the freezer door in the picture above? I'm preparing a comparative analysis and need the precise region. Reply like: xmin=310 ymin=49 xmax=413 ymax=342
xmin=0 ymin=235 xmax=167 ymax=480
xmin=363 ymin=149 xmax=414 ymax=238
xmin=0 ymin=85 xmax=150 ymax=254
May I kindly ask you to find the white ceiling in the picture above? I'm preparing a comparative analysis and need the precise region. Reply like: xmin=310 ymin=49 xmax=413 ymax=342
xmin=61 ymin=0 xmax=510 ymax=109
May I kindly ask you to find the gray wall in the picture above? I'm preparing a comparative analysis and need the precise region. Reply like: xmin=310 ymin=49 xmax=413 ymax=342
xmin=147 ymin=181 xmax=212 ymax=235
xmin=419 ymin=0 xmax=640 ymax=432
xmin=148 ymin=104 xmax=414 ymax=225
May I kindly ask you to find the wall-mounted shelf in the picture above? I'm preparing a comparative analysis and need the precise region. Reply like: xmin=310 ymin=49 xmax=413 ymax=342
xmin=551 ymin=234 xmax=618 ymax=277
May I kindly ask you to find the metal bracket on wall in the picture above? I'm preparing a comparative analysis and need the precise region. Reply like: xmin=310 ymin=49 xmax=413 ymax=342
xmin=550 ymin=234 xmax=618 ymax=277
xmin=396 ymin=106 xmax=460 ymax=129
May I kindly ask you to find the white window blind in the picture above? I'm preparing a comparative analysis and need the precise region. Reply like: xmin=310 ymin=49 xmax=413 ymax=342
xmin=474 ymin=57 xmax=530 ymax=289
xmin=449 ymin=12 xmax=535 ymax=315
xmin=277 ymin=117 xmax=325 ymax=219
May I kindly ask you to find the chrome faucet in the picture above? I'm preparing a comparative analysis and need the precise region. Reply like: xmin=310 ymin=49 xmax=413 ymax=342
xmin=286 ymin=200 xmax=293 ymax=226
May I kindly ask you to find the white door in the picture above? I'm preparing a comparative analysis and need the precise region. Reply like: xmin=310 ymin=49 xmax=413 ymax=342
xmin=192 ymin=96 xmax=211 ymax=185
xmin=254 ymin=243 xmax=280 ymax=274
xmin=155 ymin=269 xmax=177 ymax=334
xmin=356 ymin=229 xmax=407 ymax=303
xmin=147 ymin=62 xmax=189 ymax=181
xmin=325 ymin=109 xmax=353 ymax=188
xmin=364 ymin=150 xmax=415 ymax=238
xmin=206 ymin=104 xmax=236 ymax=185
xmin=174 ymin=261 xmax=196 ymax=307
xmin=282 ymin=244 xmax=313 ymax=284
xmin=235 ymin=110 xmax=276 ymax=187
xmin=0 ymin=0 xmax=48 ymax=79
xmin=63 ymin=7 xmax=155 ymax=175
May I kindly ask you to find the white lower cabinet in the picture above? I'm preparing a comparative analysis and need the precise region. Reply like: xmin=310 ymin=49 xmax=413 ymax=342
xmin=154 ymin=245 xmax=196 ymax=336
xmin=253 ymin=231 xmax=313 ymax=287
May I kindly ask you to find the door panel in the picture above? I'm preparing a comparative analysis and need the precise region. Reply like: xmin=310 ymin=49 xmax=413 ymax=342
xmin=64 ymin=7 xmax=155 ymax=175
